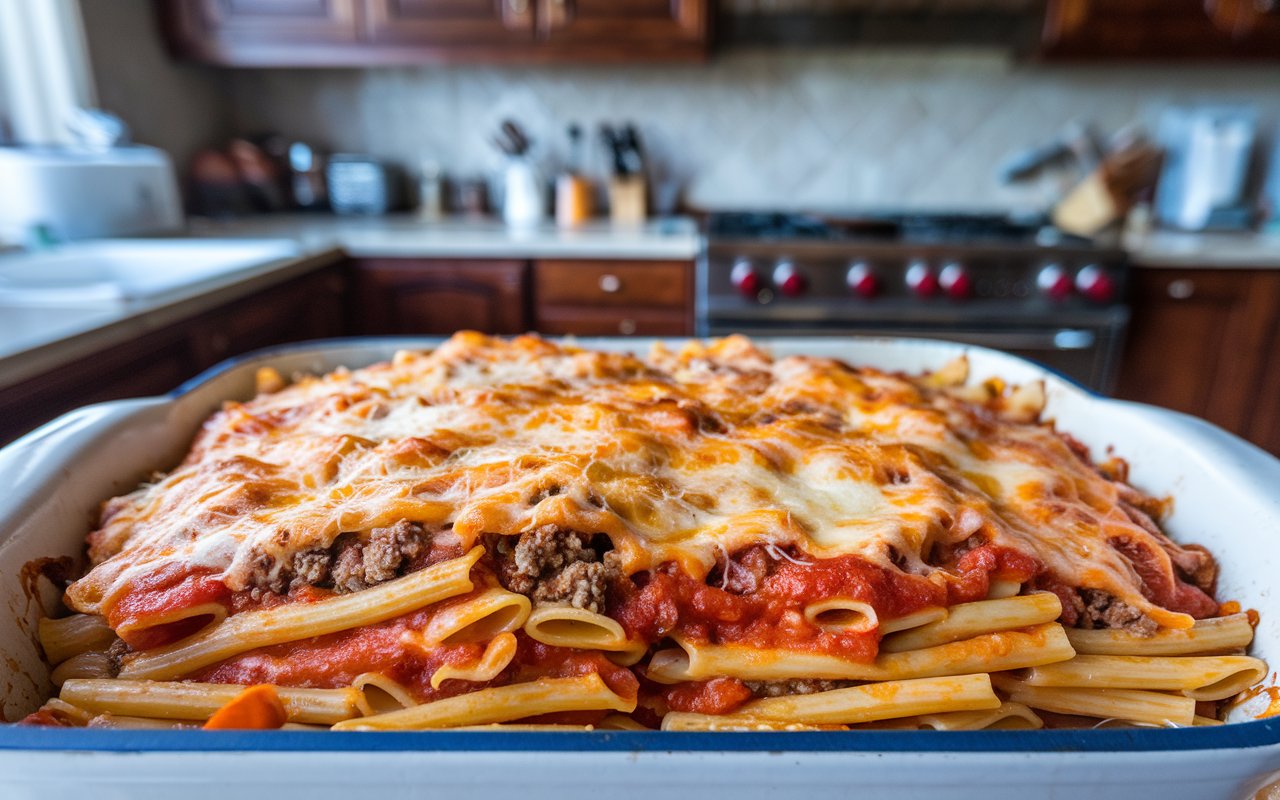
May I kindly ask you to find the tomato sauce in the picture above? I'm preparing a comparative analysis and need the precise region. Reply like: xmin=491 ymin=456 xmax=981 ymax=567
xmin=946 ymin=544 xmax=1041 ymax=605
xmin=191 ymin=607 xmax=485 ymax=701
xmin=1110 ymin=538 xmax=1218 ymax=619
xmin=662 ymin=677 xmax=753 ymax=715
xmin=611 ymin=552 xmax=947 ymax=662
xmin=19 ymin=708 xmax=73 ymax=727
xmin=508 ymin=637 xmax=639 ymax=701
xmin=191 ymin=621 xmax=637 ymax=707
xmin=107 ymin=563 xmax=232 ymax=649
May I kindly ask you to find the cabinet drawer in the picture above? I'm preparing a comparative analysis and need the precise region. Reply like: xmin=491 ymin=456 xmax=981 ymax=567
xmin=536 ymin=306 xmax=690 ymax=337
xmin=534 ymin=260 xmax=690 ymax=308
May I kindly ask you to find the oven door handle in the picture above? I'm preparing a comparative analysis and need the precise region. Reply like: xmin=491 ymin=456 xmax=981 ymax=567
xmin=937 ymin=329 xmax=1098 ymax=351
xmin=702 ymin=325 xmax=1100 ymax=352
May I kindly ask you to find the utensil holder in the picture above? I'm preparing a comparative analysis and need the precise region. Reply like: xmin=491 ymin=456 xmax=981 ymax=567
xmin=608 ymin=176 xmax=647 ymax=225
xmin=502 ymin=158 xmax=546 ymax=228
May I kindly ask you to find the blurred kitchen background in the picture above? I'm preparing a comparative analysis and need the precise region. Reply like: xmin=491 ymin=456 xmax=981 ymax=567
xmin=3 ymin=0 xmax=1280 ymax=454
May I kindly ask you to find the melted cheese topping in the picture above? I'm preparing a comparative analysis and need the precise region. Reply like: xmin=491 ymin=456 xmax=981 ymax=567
xmin=68 ymin=332 xmax=1204 ymax=628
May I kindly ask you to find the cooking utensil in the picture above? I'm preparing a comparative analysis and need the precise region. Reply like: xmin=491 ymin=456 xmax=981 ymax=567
xmin=493 ymin=120 xmax=531 ymax=158
xmin=556 ymin=124 xmax=593 ymax=227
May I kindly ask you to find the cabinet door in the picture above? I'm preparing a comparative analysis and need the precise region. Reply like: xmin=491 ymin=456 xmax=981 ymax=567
xmin=189 ymin=268 xmax=348 ymax=365
xmin=352 ymin=259 xmax=529 ymax=335
xmin=532 ymin=259 xmax=693 ymax=336
xmin=162 ymin=0 xmax=364 ymax=64
xmin=363 ymin=0 xmax=534 ymax=45
xmin=0 ymin=331 xmax=197 ymax=446
xmin=1042 ymin=0 xmax=1280 ymax=58
xmin=539 ymin=0 xmax=708 ymax=50
xmin=1114 ymin=269 xmax=1280 ymax=443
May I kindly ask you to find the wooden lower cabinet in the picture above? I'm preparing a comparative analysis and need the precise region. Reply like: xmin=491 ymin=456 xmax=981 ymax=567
xmin=350 ymin=259 xmax=529 ymax=335
xmin=532 ymin=258 xmax=694 ymax=337
xmin=349 ymin=257 xmax=695 ymax=338
xmin=0 ymin=267 xmax=345 ymax=445
xmin=1115 ymin=267 xmax=1280 ymax=454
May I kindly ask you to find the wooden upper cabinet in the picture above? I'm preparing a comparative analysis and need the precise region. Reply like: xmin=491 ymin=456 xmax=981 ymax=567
xmin=539 ymin=0 xmax=707 ymax=48
xmin=160 ymin=0 xmax=710 ymax=64
xmin=363 ymin=0 xmax=534 ymax=46
xmin=161 ymin=0 xmax=365 ymax=64
xmin=1042 ymin=0 xmax=1280 ymax=59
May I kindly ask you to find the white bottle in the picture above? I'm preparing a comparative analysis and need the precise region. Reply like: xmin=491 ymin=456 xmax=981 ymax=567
xmin=502 ymin=157 xmax=546 ymax=228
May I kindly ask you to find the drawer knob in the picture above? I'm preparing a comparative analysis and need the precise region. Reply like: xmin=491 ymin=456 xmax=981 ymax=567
xmin=1168 ymin=279 xmax=1195 ymax=300
xmin=619 ymin=319 xmax=637 ymax=335
xmin=599 ymin=274 xmax=623 ymax=293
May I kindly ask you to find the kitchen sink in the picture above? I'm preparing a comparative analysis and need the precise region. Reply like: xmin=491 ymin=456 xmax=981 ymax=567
xmin=0 ymin=239 xmax=301 ymax=306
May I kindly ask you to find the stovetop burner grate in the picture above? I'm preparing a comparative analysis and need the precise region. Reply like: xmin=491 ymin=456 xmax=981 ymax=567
xmin=708 ymin=211 xmax=1073 ymax=245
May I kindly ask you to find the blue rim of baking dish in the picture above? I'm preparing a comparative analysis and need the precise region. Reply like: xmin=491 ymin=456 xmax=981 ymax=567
xmin=2 ymin=722 xmax=1279 ymax=752
xmin=11 ymin=336 xmax=1264 ymax=753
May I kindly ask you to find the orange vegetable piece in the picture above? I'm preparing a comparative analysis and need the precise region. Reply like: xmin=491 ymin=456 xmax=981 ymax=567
xmin=203 ymin=685 xmax=288 ymax=730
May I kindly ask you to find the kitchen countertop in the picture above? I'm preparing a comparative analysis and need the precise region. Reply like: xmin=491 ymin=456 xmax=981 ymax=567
xmin=0 ymin=214 xmax=700 ymax=391
xmin=0 ymin=249 xmax=343 ymax=390
xmin=186 ymin=214 xmax=703 ymax=260
xmin=1127 ymin=229 xmax=1280 ymax=269
xmin=7 ymin=213 xmax=1275 ymax=398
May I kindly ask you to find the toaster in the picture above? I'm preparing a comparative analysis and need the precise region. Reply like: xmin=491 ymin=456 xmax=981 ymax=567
xmin=326 ymin=155 xmax=404 ymax=215
xmin=0 ymin=146 xmax=183 ymax=243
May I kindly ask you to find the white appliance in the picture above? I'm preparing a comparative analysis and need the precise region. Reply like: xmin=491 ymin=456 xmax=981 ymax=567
xmin=1155 ymin=106 xmax=1258 ymax=231
xmin=0 ymin=146 xmax=183 ymax=244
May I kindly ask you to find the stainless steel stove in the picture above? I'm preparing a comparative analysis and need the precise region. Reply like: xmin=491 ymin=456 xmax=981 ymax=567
xmin=699 ymin=211 xmax=1130 ymax=393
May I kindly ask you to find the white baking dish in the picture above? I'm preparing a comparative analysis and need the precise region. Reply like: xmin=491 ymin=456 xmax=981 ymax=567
xmin=1 ymin=336 xmax=1278 ymax=800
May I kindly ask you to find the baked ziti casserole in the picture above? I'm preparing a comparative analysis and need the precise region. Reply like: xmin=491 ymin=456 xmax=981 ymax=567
xmin=22 ymin=333 xmax=1266 ymax=731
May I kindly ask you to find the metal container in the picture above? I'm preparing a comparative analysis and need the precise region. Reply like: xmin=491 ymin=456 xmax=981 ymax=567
xmin=325 ymin=155 xmax=403 ymax=216
xmin=1 ymin=337 xmax=1278 ymax=799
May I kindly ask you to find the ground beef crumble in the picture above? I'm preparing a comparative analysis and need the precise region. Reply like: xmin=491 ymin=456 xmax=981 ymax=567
xmin=745 ymin=679 xmax=849 ymax=697
xmin=235 ymin=520 xmax=448 ymax=597
xmin=1076 ymin=588 xmax=1159 ymax=637
xmin=491 ymin=526 xmax=619 ymax=613
xmin=708 ymin=545 xmax=774 ymax=595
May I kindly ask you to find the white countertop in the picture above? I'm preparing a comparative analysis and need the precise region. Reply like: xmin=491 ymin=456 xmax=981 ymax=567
xmin=1127 ymin=229 xmax=1280 ymax=269
xmin=0 ymin=250 xmax=341 ymax=389
xmin=186 ymin=214 xmax=703 ymax=261
xmin=0 ymin=215 xmax=699 ymax=388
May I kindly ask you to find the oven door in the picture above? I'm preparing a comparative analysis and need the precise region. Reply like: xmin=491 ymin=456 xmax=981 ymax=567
xmin=701 ymin=324 xmax=1124 ymax=393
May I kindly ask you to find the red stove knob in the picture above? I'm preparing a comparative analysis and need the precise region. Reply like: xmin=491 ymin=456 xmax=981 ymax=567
xmin=905 ymin=260 xmax=938 ymax=297
xmin=846 ymin=261 xmax=879 ymax=298
xmin=773 ymin=261 xmax=807 ymax=297
xmin=938 ymin=262 xmax=972 ymax=299
xmin=1075 ymin=264 xmax=1116 ymax=304
xmin=730 ymin=259 xmax=762 ymax=297
xmin=1036 ymin=263 xmax=1073 ymax=301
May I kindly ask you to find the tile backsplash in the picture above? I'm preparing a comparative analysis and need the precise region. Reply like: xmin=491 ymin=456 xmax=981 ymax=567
xmin=223 ymin=50 xmax=1280 ymax=214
